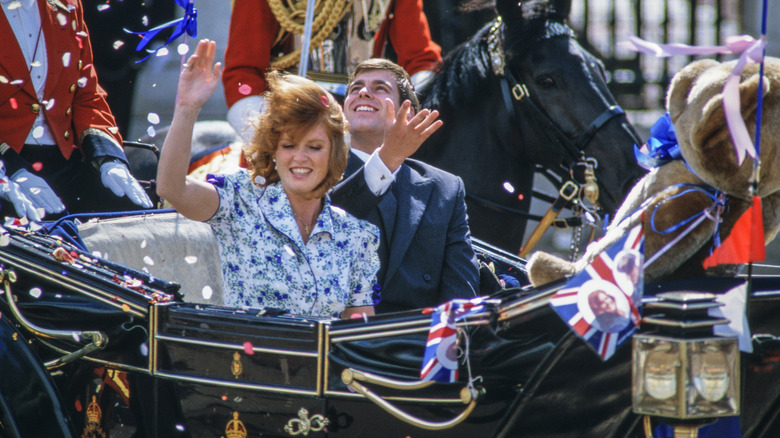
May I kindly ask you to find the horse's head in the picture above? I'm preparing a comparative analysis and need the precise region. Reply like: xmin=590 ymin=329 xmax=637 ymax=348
xmin=495 ymin=0 xmax=645 ymax=214
xmin=415 ymin=0 xmax=645 ymax=252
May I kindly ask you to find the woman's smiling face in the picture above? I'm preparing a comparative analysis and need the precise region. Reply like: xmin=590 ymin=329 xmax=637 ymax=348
xmin=275 ymin=123 xmax=332 ymax=201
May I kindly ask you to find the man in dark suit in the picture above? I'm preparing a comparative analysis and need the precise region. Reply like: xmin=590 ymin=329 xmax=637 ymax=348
xmin=331 ymin=58 xmax=479 ymax=313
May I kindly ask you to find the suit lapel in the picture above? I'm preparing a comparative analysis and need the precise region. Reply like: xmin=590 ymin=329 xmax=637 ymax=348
xmin=383 ymin=164 xmax=433 ymax=283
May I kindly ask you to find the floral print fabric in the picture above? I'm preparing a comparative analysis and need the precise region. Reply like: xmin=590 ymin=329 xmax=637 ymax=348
xmin=206 ymin=171 xmax=380 ymax=318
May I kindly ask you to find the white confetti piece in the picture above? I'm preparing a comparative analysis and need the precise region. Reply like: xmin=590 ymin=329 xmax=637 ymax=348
xmin=177 ymin=43 xmax=190 ymax=56
xmin=10 ymin=79 xmax=24 ymax=86
xmin=0 ymin=233 xmax=10 ymax=247
xmin=155 ymin=47 xmax=169 ymax=57
xmin=185 ymin=255 xmax=198 ymax=264
xmin=284 ymin=245 xmax=295 ymax=256
xmin=92 ymin=250 xmax=102 ymax=258
xmin=30 ymin=188 xmax=41 ymax=195
xmin=202 ymin=285 xmax=213 ymax=300
xmin=44 ymin=99 xmax=55 ymax=110
xmin=113 ymin=40 xmax=124 ymax=50
xmin=62 ymin=52 xmax=71 ymax=67
xmin=97 ymin=4 xmax=110 ymax=12
xmin=30 ymin=61 xmax=41 ymax=68
xmin=77 ymin=77 xmax=88 ymax=87
xmin=140 ymin=239 xmax=147 ymax=248
xmin=76 ymin=31 xmax=88 ymax=38
xmin=503 ymin=182 xmax=515 ymax=193
xmin=32 ymin=126 xmax=44 ymax=139
xmin=143 ymin=256 xmax=155 ymax=266
xmin=108 ymin=126 xmax=119 ymax=134
xmin=72 ymin=332 xmax=81 ymax=342
xmin=175 ymin=424 xmax=185 ymax=432
xmin=29 ymin=287 xmax=42 ymax=298
xmin=142 ymin=15 xmax=149 ymax=26
xmin=56 ymin=13 xmax=67 ymax=26
xmin=7 ymin=1 xmax=21 ymax=10
xmin=0 ymin=76 xmax=7 ymax=84
xmin=147 ymin=112 xmax=160 ymax=124
xmin=146 ymin=126 xmax=156 ymax=137
xmin=140 ymin=343 xmax=149 ymax=357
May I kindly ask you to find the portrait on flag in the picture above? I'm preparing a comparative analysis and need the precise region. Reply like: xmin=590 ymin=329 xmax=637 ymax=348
xmin=549 ymin=225 xmax=644 ymax=360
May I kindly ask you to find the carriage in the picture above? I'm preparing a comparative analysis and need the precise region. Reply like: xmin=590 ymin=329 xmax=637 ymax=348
xmin=1 ymin=210 xmax=779 ymax=438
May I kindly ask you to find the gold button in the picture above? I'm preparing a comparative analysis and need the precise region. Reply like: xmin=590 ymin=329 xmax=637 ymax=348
xmin=64 ymin=131 xmax=70 ymax=140
xmin=66 ymin=107 xmax=72 ymax=116
xmin=31 ymin=103 xmax=41 ymax=113
xmin=69 ymin=84 xmax=76 ymax=93
xmin=78 ymin=60 xmax=83 ymax=69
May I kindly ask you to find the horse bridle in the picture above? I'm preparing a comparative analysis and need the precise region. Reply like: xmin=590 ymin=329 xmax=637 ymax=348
xmin=482 ymin=17 xmax=629 ymax=256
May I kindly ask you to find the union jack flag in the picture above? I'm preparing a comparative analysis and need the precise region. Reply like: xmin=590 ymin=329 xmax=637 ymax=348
xmin=420 ymin=298 xmax=486 ymax=382
xmin=550 ymin=225 xmax=644 ymax=360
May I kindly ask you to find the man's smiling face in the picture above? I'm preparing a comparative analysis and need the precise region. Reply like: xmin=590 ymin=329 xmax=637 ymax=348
xmin=344 ymin=69 xmax=402 ymax=136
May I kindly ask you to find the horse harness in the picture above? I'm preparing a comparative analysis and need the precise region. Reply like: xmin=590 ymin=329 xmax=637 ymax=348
xmin=485 ymin=16 xmax=628 ymax=258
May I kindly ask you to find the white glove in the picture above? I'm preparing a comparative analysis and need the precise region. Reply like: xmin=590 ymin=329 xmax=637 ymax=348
xmin=226 ymin=95 xmax=266 ymax=144
xmin=0 ymin=167 xmax=42 ymax=222
xmin=10 ymin=169 xmax=65 ymax=215
xmin=100 ymin=160 xmax=154 ymax=208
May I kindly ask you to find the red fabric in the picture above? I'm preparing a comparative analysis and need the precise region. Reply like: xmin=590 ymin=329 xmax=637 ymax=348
xmin=703 ymin=195 xmax=766 ymax=269
xmin=0 ymin=0 xmax=122 ymax=159
xmin=222 ymin=0 xmax=442 ymax=108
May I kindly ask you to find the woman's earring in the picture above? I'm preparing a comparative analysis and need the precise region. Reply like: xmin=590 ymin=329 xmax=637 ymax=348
xmin=272 ymin=157 xmax=277 ymax=170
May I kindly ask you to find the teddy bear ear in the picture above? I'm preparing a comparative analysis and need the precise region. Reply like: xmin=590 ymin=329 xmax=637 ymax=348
xmin=702 ymin=66 xmax=769 ymax=131
xmin=666 ymin=59 xmax=720 ymax=121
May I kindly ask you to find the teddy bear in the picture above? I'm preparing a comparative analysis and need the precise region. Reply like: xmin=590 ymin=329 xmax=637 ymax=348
xmin=526 ymin=57 xmax=780 ymax=287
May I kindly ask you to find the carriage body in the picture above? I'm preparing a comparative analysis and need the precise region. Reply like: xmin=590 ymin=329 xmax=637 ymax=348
xmin=1 ymin=215 xmax=779 ymax=438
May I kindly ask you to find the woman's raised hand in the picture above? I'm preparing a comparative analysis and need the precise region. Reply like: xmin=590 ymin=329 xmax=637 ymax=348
xmin=175 ymin=39 xmax=223 ymax=109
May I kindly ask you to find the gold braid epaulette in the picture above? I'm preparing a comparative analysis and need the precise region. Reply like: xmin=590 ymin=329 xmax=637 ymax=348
xmin=267 ymin=0 xmax=352 ymax=70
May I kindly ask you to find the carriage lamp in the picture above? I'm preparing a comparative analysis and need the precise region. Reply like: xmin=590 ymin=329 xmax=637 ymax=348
xmin=632 ymin=292 xmax=739 ymax=436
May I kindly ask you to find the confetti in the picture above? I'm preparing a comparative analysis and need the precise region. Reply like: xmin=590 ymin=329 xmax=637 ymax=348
xmin=177 ymin=43 xmax=189 ymax=56
xmin=503 ymin=182 xmax=515 ymax=193
xmin=175 ymin=424 xmax=185 ymax=432
xmin=143 ymin=256 xmax=155 ymax=266
xmin=185 ymin=255 xmax=198 ymax=264
xmin=97 ymin=4 xmax=110 ymax=12
xmin=56 ymin=13 xmax=67 ymax=26
xmin=10 ymin=79 xmax=23 ymax=86
xmin=243 ymin=342 xmax=255 ymax=355
xmin=142 ymin=15 xmax=149 ymax=26
xmin=221 ymin=395 xmax=228 ymax=401
xmin=121 ymin=303 xmax=131 ymax=312
xmin=9 ymin=98 xmax=17 ymax=109
xmin=44 ymin=99 xmax=55 ymax=110
xmin=32 ymin=126 xmax=44 ymax=139
xmin=156 ymin=47 xmax=169 ymax=57
xmin=518 ymin=193 xmax=524 ymax=201
xmin=7 ymin=1 xmax=21 ymax=10
xmin=92 ymin=250 xmax=102 ymax=258
xmin=30 ymin=61 xmax=41 ymax=68
xmin=113 ymin=40 xmax=124 ymax=50
xmin=238 ymin=84 xmax=252 ymax=95
xmin=108 ymin=126 xmax=119 ymax=134
xmin=77 ymin=77 xmax=88 ymax=87
xmin=140 ymin=239 xmax=147 ymax=248
xmin=140 ymin=342 xmax=149 ymax=356
xmin=284 ymin=244 xmax=295 ymax=256
xmin=75 ymin=400 xmax=82 ymax=412
xmin=146 ymin=126 xmax=156 ymax=137
xmin=62 ymin=52 xmax=71 ymax=67
xmin=0 ymin=233 xmax=9 ymax=247
xmin=71 ymin=332 xmax=81 ymax=342
xmin=147 ymin=112 xmax=160 ymax=124
xmin=32 ymin=162 xmax=43 ymax=171
xmin=29 ymin=287 xmax=42 ymax=298
xmin=30 ymin=188 xmax=41 ymax=195
xmin=201 ymin=285 xmax=213 ymax=300
xmin=0 ymin=76 xmax=7 ymax=84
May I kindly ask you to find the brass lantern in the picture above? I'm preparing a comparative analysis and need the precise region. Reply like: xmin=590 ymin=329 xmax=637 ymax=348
xmin=632 ymin=292 xmax=740 ymax=435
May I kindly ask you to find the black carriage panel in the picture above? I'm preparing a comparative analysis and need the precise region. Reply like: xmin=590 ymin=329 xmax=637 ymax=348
xmin=155 ymin=304 xmax=324 ymax=391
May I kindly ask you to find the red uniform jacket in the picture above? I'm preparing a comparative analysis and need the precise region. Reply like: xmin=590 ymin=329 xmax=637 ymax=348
xmin=223 ymin=0 xmax=442 ymax=108
xmin=0 ymin=0 xmax=122 ymax=160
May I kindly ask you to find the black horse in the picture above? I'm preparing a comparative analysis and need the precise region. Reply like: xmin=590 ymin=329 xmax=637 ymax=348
xmin=414 ymin=0 xmax=645 ymax=254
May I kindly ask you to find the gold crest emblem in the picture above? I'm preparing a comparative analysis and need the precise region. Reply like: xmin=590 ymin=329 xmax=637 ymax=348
xmin=231 ymin=351 xmax=242 ymax=378
xmin=222 ymin=411 xmax=247 ymax=438
xmin=81 ymin=395 xmax=106 ymax=438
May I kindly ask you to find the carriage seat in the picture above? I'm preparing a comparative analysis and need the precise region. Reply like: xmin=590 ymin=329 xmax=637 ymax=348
xmin=77 ymin=212 xmax=224 ymax=305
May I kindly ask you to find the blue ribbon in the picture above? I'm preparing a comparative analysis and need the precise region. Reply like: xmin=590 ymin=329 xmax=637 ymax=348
xmin=125 ymin=0 xmax=198 ymax=63
xmin=633 ymin=112 xmax=682 ymax=170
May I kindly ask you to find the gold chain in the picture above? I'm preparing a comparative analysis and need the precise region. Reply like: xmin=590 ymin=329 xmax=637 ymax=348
xmin=267 ymin=0 xmax=353 ymax=70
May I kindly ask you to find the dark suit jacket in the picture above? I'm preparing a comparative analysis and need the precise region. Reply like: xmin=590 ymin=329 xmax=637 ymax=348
xmin=331 ymin=152 xmax=479 ymax=313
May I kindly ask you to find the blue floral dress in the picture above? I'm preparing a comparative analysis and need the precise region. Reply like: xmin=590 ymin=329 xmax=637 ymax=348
xmin=206 ymin=171 xmax=380 ymax=318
